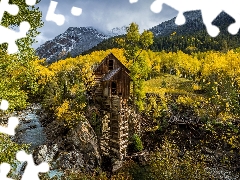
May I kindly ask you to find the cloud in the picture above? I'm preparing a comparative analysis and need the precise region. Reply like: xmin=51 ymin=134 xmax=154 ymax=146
xmin=34 ymin=0 xmax=177 ymax=48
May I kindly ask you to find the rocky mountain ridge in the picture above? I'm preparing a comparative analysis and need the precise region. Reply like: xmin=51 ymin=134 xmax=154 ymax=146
xmin=149 ymin=10 xmax=235 ymax=37
xmin=36 ymin=26 xmax=127 ymax=63
xmin=36 ymin=27 xmax=109 ymax=63
xmin=36 ymin=10 xmax=236 ymax=63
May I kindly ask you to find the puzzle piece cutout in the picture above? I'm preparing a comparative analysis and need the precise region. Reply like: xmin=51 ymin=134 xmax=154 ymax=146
xmin=25 ymin=0 xmax=37 ymax=6
xmin=0 ymin=0 xmax=33 ymax=54
xmin=0 ymin=100 xmax=19 ymax=136
xmin=0 ymin=22 xmax=30 ymax=54
xmin=46 ymin=0 xmax=82 ymax=26
xmin=131 ymin=0 xmax=240 ymax=37
xmin=0 ymin=0 xmax=19 ymax=22
xmin=16 ymin=150 xmax=49 ymax=180
xmin=46 ymin=1 xmax=65 ymax=26
xmin=0 ymin=163 xmax=13 ymax=180
xmin=0 ymin=99 xmax=9 ymax=111
xmin=71 ymin=6 xmax=82 ymax=16
xmin=129 ymin=0 xmax=138 ymax=3
xmin=0 ymin=116 xmax=19 ymax=136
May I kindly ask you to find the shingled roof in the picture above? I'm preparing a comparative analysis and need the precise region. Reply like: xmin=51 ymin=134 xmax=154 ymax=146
xmin=94 ymin=53 xmax=130 ymax=74
xmin=101 ymin=67 xmax=121 ymax=81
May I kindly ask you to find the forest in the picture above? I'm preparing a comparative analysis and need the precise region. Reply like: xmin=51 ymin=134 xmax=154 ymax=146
xmin=0 ymin=1 xmax=240 ymax=179
xmin=2 ymin=46 xmax=240 ymax=179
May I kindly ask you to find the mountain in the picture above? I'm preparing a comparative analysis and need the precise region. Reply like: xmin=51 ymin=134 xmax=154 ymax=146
xmin=149 ymin=10 xmax=235 ymax=37
xmin=108 ymin=26 xmax=126 ymax=37
xmin=84 ymin=10 xmax=240 ymax=54
xmin=36 ymin=26 xmax=128 ymax=63
xmin=36 ymin=10 xmax=239 ymax=63
xmin=149 ymin=11 xmax=240 ymax=53
xmin=36 ymin=27 xmax=109 ymax=63
xmin=149 ymin=10 xmax=205 ymax=36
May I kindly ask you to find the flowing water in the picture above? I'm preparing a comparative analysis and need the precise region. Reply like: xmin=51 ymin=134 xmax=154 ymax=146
xmin=12 ymin=103 xmax=63 ymax=179
xmin=11 ymin=104 xmax=239 ymax=179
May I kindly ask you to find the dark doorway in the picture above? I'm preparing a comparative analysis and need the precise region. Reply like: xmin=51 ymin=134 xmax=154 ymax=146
xmin=111 ymin=81 xmax=117 ymax=95
xmin=109 ymin=60 xmax=113 ymax=70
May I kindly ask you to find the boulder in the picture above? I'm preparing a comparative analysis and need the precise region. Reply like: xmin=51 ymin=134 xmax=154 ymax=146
xmin=33 ymin=119 xmax=101 ymax=173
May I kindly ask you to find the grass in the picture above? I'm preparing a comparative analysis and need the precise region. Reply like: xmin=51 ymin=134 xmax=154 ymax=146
xmin=143 ymin=73 xmax=211 ymax=118
xmin=144 ymin=73 xmax=194 ymax=95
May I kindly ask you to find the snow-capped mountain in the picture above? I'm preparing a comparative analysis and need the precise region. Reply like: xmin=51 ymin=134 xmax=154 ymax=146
xmin=36 ymin=27 xmax=109 ymax=63
xmin=149 ymin=11 xmax=205 ymax=36
xmin=36 ymin=11 xmax=236 ymax=63
xmin=149 ymin=10 xmax=235 ymax=37
xmin=108 ymin=26 xmax=126 ymax=37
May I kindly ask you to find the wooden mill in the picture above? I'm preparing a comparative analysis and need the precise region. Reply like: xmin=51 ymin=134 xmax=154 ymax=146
xmin=92 ymin=53 xmax=131 ymax=161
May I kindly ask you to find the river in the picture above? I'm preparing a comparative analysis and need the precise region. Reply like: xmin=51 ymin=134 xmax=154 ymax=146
xmin=11 ymin=103 xmax=63 ymax=179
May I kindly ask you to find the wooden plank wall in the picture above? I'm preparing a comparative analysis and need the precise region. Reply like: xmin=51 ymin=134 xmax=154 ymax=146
xmin=100 ymin=96 xmax=129 ymax=160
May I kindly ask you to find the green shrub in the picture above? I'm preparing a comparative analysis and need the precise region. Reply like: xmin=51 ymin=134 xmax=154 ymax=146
xmin=148 ymin=139 xmax=212 ymax=180
xmin=132 ymin=134 xmax=143 ymax=152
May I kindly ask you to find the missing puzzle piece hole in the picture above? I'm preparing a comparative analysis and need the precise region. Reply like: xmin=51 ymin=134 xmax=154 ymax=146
xmin=46 ymin=1 xmax=65 ymax=26
xmin=37 ymin=162 xmax=49 ymax=173
xmin=207 ymin=25 xmax=220 ymax=37
xmin=0 ymin=117 xmax=19 ymax=136
xmin=16 ymin=150 xmax=50 ymax=179
xmin=175 ymin=13 xmax=186 ymax=25
xmin=129 ymin=0 xmax=138 ymax=3
xmin=7 ymin=4 xmax=19 ymax=16
xmin=16 ymin=150 xmax=27 ymax=162
xmin=0 ymin=100 xmax=9 ymax=111
xmin=8 ymin=117 xmax=19 ymax=129
xmin=0 ymin=163 xmax=13 ymax=180
xmin=25 ymin=0 xmax=36 ymax=6
xmin=228 ymin=23 xmax=240 ymax=35
xmin=19 ymin=21 xmax=31 ymax=34
xmin=71 ymin=6 xmax=82 ymax=16
xmin=150 ymin=0 xmax=163 ymax=13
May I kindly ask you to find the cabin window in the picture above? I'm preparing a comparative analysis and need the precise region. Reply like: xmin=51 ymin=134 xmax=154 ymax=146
xmin=111 ymin=81 xmax=117 ymax=95
xmin=109 ymin=60 xmax=114 ymax=70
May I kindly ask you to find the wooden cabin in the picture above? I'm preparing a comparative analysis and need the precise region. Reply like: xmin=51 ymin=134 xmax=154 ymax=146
xmin=93 ymin=53 xmax=131 ymax=160
xmin=93 ymin=53 xmax=131 ymax=100
xmin=91 ymin=53 xmax=131 ymax=161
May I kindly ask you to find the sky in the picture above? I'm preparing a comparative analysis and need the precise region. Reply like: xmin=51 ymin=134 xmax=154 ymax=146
xmin=33 ymin=0 xmax=178 ymax=49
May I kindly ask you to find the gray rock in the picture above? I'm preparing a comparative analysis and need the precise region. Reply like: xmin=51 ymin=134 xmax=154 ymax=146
xmin=56 ymin=151 xmax=84 ymax=170
xmin=112 ymin=160 xmax=123 ymax=173
xmin=33 ymin=119 xmax=101 ymax=173
xmin=34 ymin=144 xmax=58 ymax=166
xmin=65 ymin=120 xmax=101 ymax=170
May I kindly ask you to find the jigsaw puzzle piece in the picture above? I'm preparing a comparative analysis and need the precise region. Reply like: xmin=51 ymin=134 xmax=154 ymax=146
xmin=0 ymin=116 xmax=19 ymax=136
xmin=150 ymin=0 xmax=224 ymax=37
xmin=0 ymin=163 xmax=13 ymax=180
xmin=228 ymin=17 xmax=240 ymax=35
xmin=0 ymin=21 xmax=30 ymax=54
xmin=25 ymin=0 xmax=37 ymax=6
xmin=16 ymin=150 xmax=49 ymax=180
xmin=0 ymin=99 xmax=9 ymax=111
xmin=201 ymin=8 xmax=221 ymax=37
xmin=150 ymin=0 xmax=200 ymax=25
xmin=132 ymin=0 xmax=240 ymax=36
xmin=129 ymin=0 xmax=138 ymax=3
xmin=0 ymin=99 xmax=19 ymax=136
xmin=71 ymin=6 xmax=82 ymax=16
xmin=222 ymin=0 xmax=240 ymax=35
xmin=0 ymin=0 xmax=19 ymax=22
xmin=46 ymin=0 xmax=65 ymax=26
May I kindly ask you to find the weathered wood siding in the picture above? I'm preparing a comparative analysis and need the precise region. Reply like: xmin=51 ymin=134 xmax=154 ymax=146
xmin=93 ymin=53 xmax=131 ymax=100
xmin=102 ymin=69 xmax=130 ymax=99
xmin=94 ymin=53 xmax=130 ymax=75
xmin=92 ymin=53 xmax=130 ymax=161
